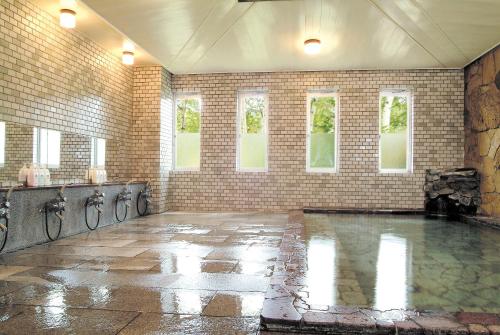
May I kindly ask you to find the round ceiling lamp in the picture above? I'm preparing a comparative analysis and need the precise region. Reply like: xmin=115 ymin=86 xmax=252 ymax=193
xmin=304 ymin=39 xmax=321 ymax=55
xmin=59 ymin=0 xmax=77 ymax=29
xmin=122 ymin=41 xmax=135 ymax=65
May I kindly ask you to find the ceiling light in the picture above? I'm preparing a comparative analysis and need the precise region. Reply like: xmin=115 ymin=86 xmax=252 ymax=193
xmin=60 ymin=8 xmax=76 ymax=29
xmin=122 ymin=51 xmax=134 ymax=65
xmin=304 ymin=39 xmax=321 ymax=55
xmin=122 ymin=41 xmax=135 ymax=65
xmin=59 ymin=0 xmax=77 ymax=29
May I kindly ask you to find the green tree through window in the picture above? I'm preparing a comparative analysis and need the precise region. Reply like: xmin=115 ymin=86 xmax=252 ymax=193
xmin=176 ymin=98 xmax=200 ymax=133
xmin=311 ymin=97 xmax=336 ymax=133
xmin=380 ymin=96 xmax=407 ymax=133
xmin=243 ymin=97 xmax=264 ymax=134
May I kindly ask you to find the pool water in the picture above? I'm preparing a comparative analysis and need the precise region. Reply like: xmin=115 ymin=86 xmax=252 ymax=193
xmin=303 ymin=214 xmax=500 ymax=313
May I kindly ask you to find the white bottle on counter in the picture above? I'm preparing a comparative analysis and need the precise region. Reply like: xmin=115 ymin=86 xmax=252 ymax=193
xmin=42 ymin=167 xmax=51 ymax=186
xmin=102 ymin=169 xmax=107 ymax=183
xmin=18 ymin=164 xmax=28 ymax=185
xmin=27 ymin=164 xmax=38 ymax=187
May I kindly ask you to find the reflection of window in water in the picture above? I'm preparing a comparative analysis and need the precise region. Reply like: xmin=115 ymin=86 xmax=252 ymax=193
xmin=375 ymin=234 xmax=408 ymax=310
xmin=306 ymin=238 xmax=336 ymax=306
xmin=171 ymin=290 xmax=202 ymax=314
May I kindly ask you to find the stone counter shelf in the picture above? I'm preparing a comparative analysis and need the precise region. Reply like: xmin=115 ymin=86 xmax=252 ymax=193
xmin=0 ymin=181 xmax=148 ymax=253
xmin=0 ymin=181 xmax=146 ymax=193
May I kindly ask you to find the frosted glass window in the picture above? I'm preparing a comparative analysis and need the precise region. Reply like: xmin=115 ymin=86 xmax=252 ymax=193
xmin=33 ymin=127 xmax=60 ymax=168
xmin=306 ymin=92 xmax=338 ymax=172
xmin=91 ymin=137 xmax=106 ymax=167
xmin=0 ymin=122 xmax=5 ymax=167
xmin=379 ymin=90 xmax=412 ymax=173
xmin=174 ymin=95 xmax=201 ymax=170
xmin=237 ymin=92 xmax=268 ymax=171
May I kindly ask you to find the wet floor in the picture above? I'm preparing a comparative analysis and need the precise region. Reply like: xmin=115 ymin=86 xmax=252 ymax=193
xmin=304 ymin=214 xmax=500 ymax=313
xmin=0 ymin=212 xmax=289 ymax=334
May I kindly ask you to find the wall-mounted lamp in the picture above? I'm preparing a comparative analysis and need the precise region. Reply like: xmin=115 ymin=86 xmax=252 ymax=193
xmin=122 ymin=41 xmax=135 ymax=65
xmin=304 ymin=39 xmax=321 ymax=55
xmin=59 ymin=0 xmax=77 ymax=29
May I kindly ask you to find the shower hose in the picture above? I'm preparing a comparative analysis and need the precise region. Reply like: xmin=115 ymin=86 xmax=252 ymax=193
xmin=115 ymin=196 xmax=128 ymax=223
xmin=84 ymin=198 xmax=101 ymax=231
xmin=137 ymin=191 xmax=149 ymax=217
xmin=0 ymin=217 xmax=8 ymax=252
xmin=44 ymin=206 xmax=62 ymax=241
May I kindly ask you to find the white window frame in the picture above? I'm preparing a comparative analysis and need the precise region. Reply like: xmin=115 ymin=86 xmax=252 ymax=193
xmin=236 ymin=91 xmax=269 ymax=172
xmin=173 ymin=93 xmax=202 ymax=171
xmin=33 ymin=127 xmax=61 ymax=169
xmin=378 ymin=89 xmax=413 ymax=174
xmin=306 ymin=91 xmax=340 ymax=173
xmin=91 ymin=137 xmax=106 ymax=168
xmin=0 ymin=122 xmax=5 ymax=168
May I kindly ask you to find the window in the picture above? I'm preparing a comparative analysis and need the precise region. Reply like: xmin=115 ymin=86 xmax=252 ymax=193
xmin=33 ymin=127 xmax=61 ymax=168
xmin=237 ymin=91 xmax=268 ymax=171
xmin=379 ymin=90 xmax=412 ymax=173
xmin=174 ymin=95 xmax=201 ymax=170
xmin=0 ymin=122 xmax=5 ymax=167
xmin=306 ymin=92 xmax=339 ymax=172
xmin=91 ymin=137 xmax=106 ymax=167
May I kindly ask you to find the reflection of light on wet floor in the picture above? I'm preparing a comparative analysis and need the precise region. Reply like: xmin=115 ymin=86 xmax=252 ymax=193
xmin=176 ymin=257 xmax=201 ymax=274
xmin=46 ymin=289 xmax=65 ymax=307
xmin=241 ymin=293 xmax=264 ymax=315
xmin=375 ymin=234 xmax=408 ymax=310
xmin=38 ymin=306 xmax=69 ymax=329
xmin=90 ymin=286 xmax=111 ymax=305
xmin=159 ymin=290 xmax=202 ymax=314
xmin=306 ymin=238 xmax=336 ymax=306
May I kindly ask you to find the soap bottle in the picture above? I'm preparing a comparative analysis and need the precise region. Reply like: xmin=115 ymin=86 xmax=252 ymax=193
xmin=18 ymin=164 xmax=28 ymax=186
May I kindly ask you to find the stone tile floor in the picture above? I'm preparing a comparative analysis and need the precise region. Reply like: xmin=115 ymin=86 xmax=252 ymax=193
xmin=0 ymin=211 xmax=292 ymax=334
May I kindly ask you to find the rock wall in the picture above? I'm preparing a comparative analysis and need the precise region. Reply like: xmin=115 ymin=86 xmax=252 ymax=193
xmin=464 ymin=45 xmax=500 ymax=217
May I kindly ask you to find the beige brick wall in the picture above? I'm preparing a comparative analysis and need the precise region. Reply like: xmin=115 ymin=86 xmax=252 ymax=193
xmin=170 ymin=70 xmax=464 ymax=211
xmin=131 ymin=66 xmax=173 ymax=213
xmin=0 ymin=0 xmax=133 ymax=182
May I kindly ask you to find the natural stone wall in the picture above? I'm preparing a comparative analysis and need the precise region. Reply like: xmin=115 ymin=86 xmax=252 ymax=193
xmin=465 ymin=45 xmax=500 ymax=217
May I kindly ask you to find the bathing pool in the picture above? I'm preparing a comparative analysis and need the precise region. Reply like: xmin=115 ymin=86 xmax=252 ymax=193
xmin=303 ymin=214 xmax=500 ymax=313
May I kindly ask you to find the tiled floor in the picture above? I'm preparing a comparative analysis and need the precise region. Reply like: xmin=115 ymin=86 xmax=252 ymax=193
xmin=0 ymin=212 xmax=290 ymax=334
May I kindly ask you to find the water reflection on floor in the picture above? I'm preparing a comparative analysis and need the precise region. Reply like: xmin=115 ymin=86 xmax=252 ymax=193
xmin=0 ymin=212 xmax=289 ymax=334
xmin=304 ymin=214 xmax=500 ymax=313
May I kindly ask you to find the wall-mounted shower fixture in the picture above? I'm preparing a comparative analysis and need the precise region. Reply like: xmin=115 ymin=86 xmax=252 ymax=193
xmin=137 ymin=181 xmax=152 ymax=216
xmin=42 ymin=185 xmax=67 ymax=241
xmin=115 ymin=181 xmax=133 ymax=222
xmin=0 ymin=186 xmax=15 ymax=252
xmin=85 ymin=189 xmax=105 ymax=230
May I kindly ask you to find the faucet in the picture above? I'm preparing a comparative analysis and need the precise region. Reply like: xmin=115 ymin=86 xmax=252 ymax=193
xmin=0 ymin=187 xmax=13 ymax=231
xmin=0 ymin=186 xmax=15 ymax=252
xmin=43 ymin=185 xmax=66 ymax=241
xmin=87 ymin=189 xmax=105 ymax=213
xmin=85 ymin=188 xmax=105 ymax=230
xmin=137 ymin=181 xmax=152 ymax=216
xmin=115 ymin=180 xmax=135 ymax=222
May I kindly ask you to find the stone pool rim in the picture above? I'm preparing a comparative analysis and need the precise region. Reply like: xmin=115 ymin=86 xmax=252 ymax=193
xmin=260 ymin=210 xmax=500 ymax=334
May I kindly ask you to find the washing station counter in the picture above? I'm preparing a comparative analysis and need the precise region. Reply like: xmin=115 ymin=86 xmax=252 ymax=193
xmin=0 ymin=181 xmax=150 ymax=253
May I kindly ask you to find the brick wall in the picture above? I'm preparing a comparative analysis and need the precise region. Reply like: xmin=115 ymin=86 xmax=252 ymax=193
xmin=465 ymin=46 xmax=500 ymax=217
xmin=169 ymin=70 xmax=464 ymax=211
xmin=0 ymin=0 xmax=133 ymax=183
xmin=0 ymin=122 xmax=32 ymax=183
xmin=131 ymin=66 xmax=173 ymax=213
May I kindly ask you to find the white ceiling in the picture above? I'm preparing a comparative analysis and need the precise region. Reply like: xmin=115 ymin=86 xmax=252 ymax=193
xmin=41 ymin=0 xmax=500 ymax=74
